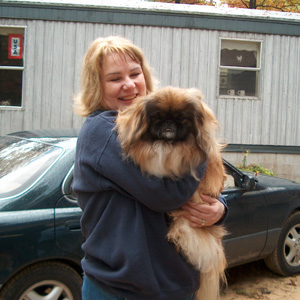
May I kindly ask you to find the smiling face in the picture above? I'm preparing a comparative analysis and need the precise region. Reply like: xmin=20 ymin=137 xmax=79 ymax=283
xmin=102 ymin=53 xmax=147 ymax=111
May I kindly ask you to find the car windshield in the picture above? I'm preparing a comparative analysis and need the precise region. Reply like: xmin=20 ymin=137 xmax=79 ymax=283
xmin=0 ymin=136 xmax=63 ymax=198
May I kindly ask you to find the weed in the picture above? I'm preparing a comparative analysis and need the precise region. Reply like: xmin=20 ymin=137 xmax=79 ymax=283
xmin=237 ymin=149 xmax=275 ymax=176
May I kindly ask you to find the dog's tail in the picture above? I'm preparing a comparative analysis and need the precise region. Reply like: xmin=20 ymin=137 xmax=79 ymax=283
xmin=193 ymin=226 xmax=227 ymax=300
xmin=195 ymin=264 xmax=227 ymax=300
xmin=197 ymin=229 xmax=227 ymax=300
xmin=168 ymin=218 xmax=227 ymax=300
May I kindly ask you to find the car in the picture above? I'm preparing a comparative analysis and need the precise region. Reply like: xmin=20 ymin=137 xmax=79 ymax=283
xmin=0 ymin=129 xmax=300 ymax=300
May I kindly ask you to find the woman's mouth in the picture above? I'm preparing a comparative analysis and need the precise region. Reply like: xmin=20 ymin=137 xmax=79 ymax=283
xmin=119 ymin=94 xmax=138 ymax=101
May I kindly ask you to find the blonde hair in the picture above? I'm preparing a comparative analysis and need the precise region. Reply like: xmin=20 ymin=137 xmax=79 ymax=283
xmin=73 ymin=36 xmax=156 ymax=117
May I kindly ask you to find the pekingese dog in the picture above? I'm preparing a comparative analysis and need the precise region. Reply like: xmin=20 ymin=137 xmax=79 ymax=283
xmin=115 ymin=86 xmax=227 ymax=300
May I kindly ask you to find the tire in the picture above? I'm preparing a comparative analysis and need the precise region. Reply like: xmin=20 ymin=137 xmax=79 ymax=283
xmin=265 ymin=211 xmax=300 ymax=276
xmin=0 ymin=261 xmax=82 ymax=300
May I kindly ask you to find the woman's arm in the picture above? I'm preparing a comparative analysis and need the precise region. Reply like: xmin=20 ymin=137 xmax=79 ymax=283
xmin=77 ymin=112 xmax=207 ymax=212
xmin=99 ymin=131 xmax=207 ymax=212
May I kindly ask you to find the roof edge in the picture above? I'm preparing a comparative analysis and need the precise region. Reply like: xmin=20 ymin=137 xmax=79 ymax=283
xmin=0 ymin=1 xmax=299 ymax=36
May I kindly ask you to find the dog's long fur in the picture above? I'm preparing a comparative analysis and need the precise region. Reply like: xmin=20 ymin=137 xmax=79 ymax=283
xmin=115 ymin=86 xmax=227 ymax=300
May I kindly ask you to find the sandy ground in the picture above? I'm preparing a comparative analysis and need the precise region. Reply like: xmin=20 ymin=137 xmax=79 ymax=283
xmin=220 ymin=261 xmax=300 ymax=300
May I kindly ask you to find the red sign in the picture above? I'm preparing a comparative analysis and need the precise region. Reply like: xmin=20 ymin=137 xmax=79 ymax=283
xmin=8 ymin=34 xmax=23 ymax=59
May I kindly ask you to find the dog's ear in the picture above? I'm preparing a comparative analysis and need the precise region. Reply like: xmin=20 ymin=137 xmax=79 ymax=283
xmin=186 ymin=88 xmax=206 ymax=127
xmin=115 ymin=96 xmax=148 ymax=155
xmin=187 ymin=88 xmax=203 ymax=102
xmin=188 ymin=89 xmax=220 ymax=155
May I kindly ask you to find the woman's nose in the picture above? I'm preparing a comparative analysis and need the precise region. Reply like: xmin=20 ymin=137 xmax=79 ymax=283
xmin=122 ymin=77 xmax=135 ymax=90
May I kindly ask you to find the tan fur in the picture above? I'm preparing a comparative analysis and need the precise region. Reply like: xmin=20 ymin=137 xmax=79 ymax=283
xmin=116 ymin=86 xmax=227 ymax=300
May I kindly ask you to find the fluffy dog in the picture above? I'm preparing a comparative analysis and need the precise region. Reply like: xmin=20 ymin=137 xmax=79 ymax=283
xmin=115 ymin=86 xmax=227 ymax=300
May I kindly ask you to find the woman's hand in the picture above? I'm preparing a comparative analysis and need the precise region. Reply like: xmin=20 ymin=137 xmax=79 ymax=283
xmin=181 ymin=194 xmax=225 ymax=227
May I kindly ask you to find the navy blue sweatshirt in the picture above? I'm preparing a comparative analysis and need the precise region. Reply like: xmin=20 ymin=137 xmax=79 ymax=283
xmin=73 ymin=110 xmax=228 ymax=300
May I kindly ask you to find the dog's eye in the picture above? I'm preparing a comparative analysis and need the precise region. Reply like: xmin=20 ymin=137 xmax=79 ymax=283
xmin=177 ymin=115 xmax=187 ymax=122
xmin=173 ymin=112 xmax=186 ymax=121
xmin=149 ymin=111 xmax=166 ymax=121
xmin=149 ymin=113 xmax=160 ymax=121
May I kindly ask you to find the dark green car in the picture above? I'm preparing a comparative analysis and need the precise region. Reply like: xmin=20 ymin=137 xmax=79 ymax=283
xmin=0 ymin=129 xmax=83 ymax=300
xmin=1 ymin=129 xmax=300 ymax=300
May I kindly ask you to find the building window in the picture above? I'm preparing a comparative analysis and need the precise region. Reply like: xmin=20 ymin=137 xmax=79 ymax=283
xmin=0 ymin=26 xmax=25 ymax=108
xmin=219 ymin=39 xmax=262 ymax=98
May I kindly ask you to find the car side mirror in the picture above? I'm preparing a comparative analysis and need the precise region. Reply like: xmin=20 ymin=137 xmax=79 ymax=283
xmin=243 ymin=175 xmax=256 ymax=189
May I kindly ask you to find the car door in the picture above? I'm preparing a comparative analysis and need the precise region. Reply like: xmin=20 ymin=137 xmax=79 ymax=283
xmin=223 ymin=168 xmax=268 ymax=267
xmin=54 ymin=166 xmax=84 ymax=258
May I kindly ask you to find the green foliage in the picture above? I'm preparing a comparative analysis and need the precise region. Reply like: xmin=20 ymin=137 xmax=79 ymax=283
xmin=237 ymin=149 xmax=275 ymax=176
xmin=239 ymin=164 xmax=275 ymax=176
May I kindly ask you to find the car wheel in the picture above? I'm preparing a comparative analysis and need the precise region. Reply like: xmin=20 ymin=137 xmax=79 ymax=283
xmin=0 ymin=261 xmax=82 ymax=300
xmin=265 ymin=211 xmax=300 ymax=276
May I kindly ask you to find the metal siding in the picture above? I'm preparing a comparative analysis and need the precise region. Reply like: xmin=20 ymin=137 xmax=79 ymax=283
xmin=23 ymin=20 xmax=36 ymax=130
xmin=260 ymin=35 xmax=273 ymax=145
xmin=297 ymin=38 xmax=300 ymax=145
xmin=265 ymin=35 xmax=300 ymax=146
xmin=269 ymin=35 xmax=281 ymax=145
xmin=41 ymin=20 xmax=55 ymax=129
xmin=71 ymin=21 xmax=87 ymax=129
xmin=0 ymin=18 xmax=299 ymax=147
xmin=220 ymin=31 xmax=299 ymax=146
xmin=32 ymin=20 xmax=46 ymax=129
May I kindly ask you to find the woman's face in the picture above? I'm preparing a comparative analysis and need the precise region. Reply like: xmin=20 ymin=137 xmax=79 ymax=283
xmin=102 ymin=53 xmax=147 ymax=110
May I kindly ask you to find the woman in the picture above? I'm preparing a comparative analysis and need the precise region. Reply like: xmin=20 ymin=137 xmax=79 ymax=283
xmin=73 ymin=36 xmax=227 ymax=300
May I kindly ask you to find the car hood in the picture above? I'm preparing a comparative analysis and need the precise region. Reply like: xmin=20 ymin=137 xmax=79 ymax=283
xmin=255 ymin=173 xmax=300 ymax=189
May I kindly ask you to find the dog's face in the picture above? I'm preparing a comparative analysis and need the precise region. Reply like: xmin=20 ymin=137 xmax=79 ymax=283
xmin=141 ymin=87 xmax=202 ymax=143
xmin=116 ymin=86 xmax=221 ymax=179
xmin=145 ymin=101 xmax=197 ymax=142
xmin=116 ymin=86 xmax=219 ymax=160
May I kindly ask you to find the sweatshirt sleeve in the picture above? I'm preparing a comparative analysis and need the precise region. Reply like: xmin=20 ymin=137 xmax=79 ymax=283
xmin=215 ymin=193 xmax=228 ymax=225
xmin=98 ymin=129 xmax=207 ymax=212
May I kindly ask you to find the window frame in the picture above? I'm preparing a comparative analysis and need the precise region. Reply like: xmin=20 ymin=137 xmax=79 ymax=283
xmin=218 ymin=38 xmax=263 ymax=100
xmin=0 ymin=25 xmax=26 ymax=110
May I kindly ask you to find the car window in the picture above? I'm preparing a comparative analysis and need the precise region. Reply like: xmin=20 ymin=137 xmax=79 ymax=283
xmin=224 ymin=173 xmax=236 ymax=189
xmin=224 ymin=164 xmax=241 ymax=190
xmin=0 ymin=136 xmax=63 ymax=198
xmin=62 ymin=165 xmax=77 ymax=202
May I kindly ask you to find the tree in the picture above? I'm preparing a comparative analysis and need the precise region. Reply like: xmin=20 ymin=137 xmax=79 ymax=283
xmin=147 ymin=0 xmax=300 ymax=12
xmin=221 ymin=0 xmax=300 ymax=12
xmin=147 ymin=0 xmax=216 ymax=5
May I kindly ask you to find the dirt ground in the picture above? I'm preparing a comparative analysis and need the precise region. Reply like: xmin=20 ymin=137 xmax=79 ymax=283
xmin=220 ymin=261 xmax=300 ymax=300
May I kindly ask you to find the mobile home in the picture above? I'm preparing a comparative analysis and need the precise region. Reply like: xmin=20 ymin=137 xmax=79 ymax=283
xmin=0 ymin=0 xmax=300 ymax=180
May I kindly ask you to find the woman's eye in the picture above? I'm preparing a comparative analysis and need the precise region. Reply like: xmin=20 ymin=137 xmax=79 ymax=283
xmin=131 ymin=72 xmax=141 ymax=78
xmin=110 ymin=78 xmax=121 ymax=82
